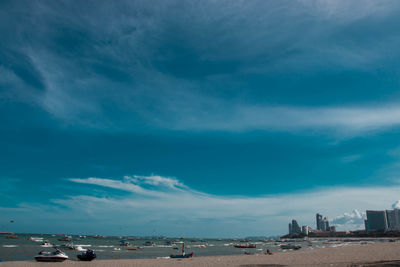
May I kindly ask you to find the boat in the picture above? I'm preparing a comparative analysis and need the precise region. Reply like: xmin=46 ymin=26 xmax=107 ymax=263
xmin=41 ymin=241 xmax=53 ymax=247
xmin=280 ymin=244 xmax=301 ymax=250
xmin=75 ymin=246 xmax=87 ymax=252
xmin=57 ymin=243 xmax=75 ymax=250
xmin=143 ymin=241 xmax=156 ymax=246
xmin=234 ymin=244 xmax=256 ymax=248
xmin=6 ymin=235 xmax=18 ymax=239
xmin=170 ymin=242 xmax=193 ymax=259
xmin=77 ymin=249 xmax=96 ymax=261
xmin=126 ymin=247 xmax=139 ymax=250
xmin=58 ymin=236 xmax=71 ymax=242
xmin=34 ymin=250 xmax=68 ymax=262
xmin=30 ymin=237 xmax=44 ymax=242
xmin=120 ymin=240 xmax=130 ymax=246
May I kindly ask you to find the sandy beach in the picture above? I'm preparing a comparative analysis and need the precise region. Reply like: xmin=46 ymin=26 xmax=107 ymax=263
xmin=1 ymin=242 xmax=399 ymax=267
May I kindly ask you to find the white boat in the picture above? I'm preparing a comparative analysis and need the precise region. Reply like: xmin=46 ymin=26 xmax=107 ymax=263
xmin=75 ymin=246 xmax=87 ymax=252
xmin=40 ymin=241 xmax=53 ymax=247
xmin=30 ymin=237 xmax=44 ymax=242
xmin=34 ymin=250 xmax=68 ymax=262
xmin=58 ymin=243 xmax=75 ymax=250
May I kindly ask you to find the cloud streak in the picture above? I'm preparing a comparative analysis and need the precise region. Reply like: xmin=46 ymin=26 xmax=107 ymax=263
xmin=43 ymin=175 xmax=400 ymax=236
xmin=2 ymin=0 xmax=400 ymax=136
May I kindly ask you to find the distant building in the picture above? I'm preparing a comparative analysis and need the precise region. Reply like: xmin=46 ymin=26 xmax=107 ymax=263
xmin=366 ymin=210 xmax=388 ymax=232
xmin=316 ymin=213 xmax=323 ymax=231
xmin=291 ymin=219 xmax=301 ymax=235
xmin=301 ymin=225 xmax=311 ymax=235
xmin=329 ymin=226 xmax=336 ymax=232
xmin=289 ymin=223 xmax=292 ymax=235
xmin=386 ymin=209 xmax=400 ymax=231
xmin=323 ymin=217 xmax=330 ymax=231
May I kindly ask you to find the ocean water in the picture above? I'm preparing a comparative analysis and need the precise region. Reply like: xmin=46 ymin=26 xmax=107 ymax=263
xmin=0 ymin=233 xmax=384 ymax=262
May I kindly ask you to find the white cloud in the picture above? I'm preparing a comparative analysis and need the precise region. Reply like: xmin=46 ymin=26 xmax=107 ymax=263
xmin=392 ymin=200 xmax=400 ymax=209
xmin=164 ymin=104 xmax=400 ymax=136
xmin=56 ymin=175 xmax=400 ymax=236
xmin=3 ymin=175 xmax=400 ymax=236
xmin=331 ymin=209 xmax=366 ymax=231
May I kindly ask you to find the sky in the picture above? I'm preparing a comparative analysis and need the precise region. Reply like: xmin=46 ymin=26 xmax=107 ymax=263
xmin=1 ymin=0 xmax=400 ymax=237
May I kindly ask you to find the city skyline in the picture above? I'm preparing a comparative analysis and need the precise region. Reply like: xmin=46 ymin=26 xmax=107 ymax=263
xmin=2 ymin=0 xmax=400 ymax=237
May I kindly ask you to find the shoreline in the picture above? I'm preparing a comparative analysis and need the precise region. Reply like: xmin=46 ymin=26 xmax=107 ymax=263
xmin=1 ymin=242 xmax=400 ymax=266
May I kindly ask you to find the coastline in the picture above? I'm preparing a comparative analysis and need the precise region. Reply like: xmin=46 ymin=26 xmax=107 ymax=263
xmin=1 ymin=242 xmax=400 ymax=266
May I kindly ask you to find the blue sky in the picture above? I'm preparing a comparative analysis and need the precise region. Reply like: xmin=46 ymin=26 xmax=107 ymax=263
xmin=2 ymin=0 xmax=400 ymax=237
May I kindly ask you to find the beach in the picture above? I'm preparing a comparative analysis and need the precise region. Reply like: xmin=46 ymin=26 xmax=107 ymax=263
xmin=1 ymin=242 xmax=399 ymax=267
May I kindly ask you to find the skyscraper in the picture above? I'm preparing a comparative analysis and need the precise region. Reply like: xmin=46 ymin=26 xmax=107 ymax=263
xmin=366 ymin=210 xmax=388 ymax=232
xmin=323 ymin=217 xmax=330 ymax=231
xmin=289 ymin=219 xmax=301 ymax=235
xmin=316 ymin=213 xmax=323 ymax=231
xmin=386 ymin=209 xmax=400 ymax=231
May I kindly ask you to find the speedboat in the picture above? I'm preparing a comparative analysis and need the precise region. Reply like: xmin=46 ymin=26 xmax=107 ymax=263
xmin=77 ymin=249 xmax=96 ymax=261
xmin=34 ymin=250 xmax=68 ymax=262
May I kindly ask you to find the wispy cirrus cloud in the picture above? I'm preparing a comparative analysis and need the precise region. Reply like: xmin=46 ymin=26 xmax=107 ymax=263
xmin=45 ymin=175 xmax=400 ymax=236
xmin=2 ymin=0 xmax=400 ymax=136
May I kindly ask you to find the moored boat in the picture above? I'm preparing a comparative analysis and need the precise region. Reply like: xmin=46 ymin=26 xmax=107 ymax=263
xmin=77 ymin=249 xmax=96 ymax=261
xmin=58 ymin=236 xmax=72 ymax=242
xmin=234 ymin=244 xmax=256 ymax=248
xmin=41 ymin=241 xmax=53 ymax=247
xmin=34 ymin=250 xmax=68 ymax=262
xmin=280 ymin=244 xmax=301 ymax=250
xmin=170 ymin=242 xmax=193 ymax=258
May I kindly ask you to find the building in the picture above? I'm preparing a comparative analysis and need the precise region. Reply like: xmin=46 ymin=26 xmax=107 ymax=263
xmin=291 ymin=219 xmax=301 ymax=234
xmin=365 ymin=210 xmax=388 ymax=232
xmin=323 ymin=217 xmax=330 ymax=231
xmin=329 ymin=226 xmax=336 ymax=232
xmin=316 ymin=213 xmax=323 ymax=231
xmin=301 ymin=225 xmax=311 ymax=235
xmin=386 ymin=209 xmax=400 ymax=231
xmin=289 ymin=219 xmax=301 ymax=235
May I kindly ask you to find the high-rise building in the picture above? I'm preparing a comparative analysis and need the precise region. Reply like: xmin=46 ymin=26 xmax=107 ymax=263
xmin=289 ymin=219 xmax=301 ymax=235
xmin=323 ymin=217 xmax=330 ymax=231
xmin=386 ymin=209 xmax=400 ymax=231
xmin=301 ymin=225 xmax=311 ymax=235
xmin=316 ymin=213 xmax=323 ymax=230
xmin=366 ymin=210 xmax=388 ymax=232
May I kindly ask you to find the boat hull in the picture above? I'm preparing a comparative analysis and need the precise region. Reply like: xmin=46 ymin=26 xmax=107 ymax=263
xmin=170 ymin=252 xmax=193 ymax=258
xmin=34 ymin=256 xmax=68 ymax=262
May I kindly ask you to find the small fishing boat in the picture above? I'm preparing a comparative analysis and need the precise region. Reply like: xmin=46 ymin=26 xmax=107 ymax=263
xmin=77 ymin=249 xmax=96 ymax=261
xmin=234 ymin=244 xmax=256 ymax=248
xmin=40 ymin=241 xmax=53 ymax=247
xmin=58 ymin=243 xmax=75 ymax=250
xmin=143 ymin=241 xmax=156 ymax=246
xmin=280 ymin=244 xmax=301 ymax=250
xmin=29 ymin=237 xmax=43 ymax=242
xmin=170 ymin=242 xmax=193 ymax=258
xmin=120 ymin=240 xmax=130 ymax=246
xmin=34 ymin=250 xmax=68 ymax=262
xmin=58 ymin=236 xmax=71 ymax=242
xmin=6 ymin=235 xmax=18 ymax=239
xmin=126 ymin=247 xmax=139 ymax=250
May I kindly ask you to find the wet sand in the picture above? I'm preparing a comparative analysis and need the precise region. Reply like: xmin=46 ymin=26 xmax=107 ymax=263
xmin=1 ymin=242 xmax=399 ymax=266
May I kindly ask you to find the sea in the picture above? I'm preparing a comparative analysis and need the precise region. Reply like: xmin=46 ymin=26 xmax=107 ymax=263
xmin=0 ymin=233 xmax=389 ymax=262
